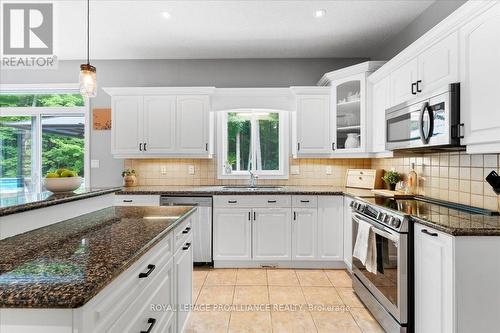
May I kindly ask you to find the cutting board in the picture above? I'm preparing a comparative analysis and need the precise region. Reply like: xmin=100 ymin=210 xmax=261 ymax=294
xmin=371 ymin=189 xmax=415 ymax=198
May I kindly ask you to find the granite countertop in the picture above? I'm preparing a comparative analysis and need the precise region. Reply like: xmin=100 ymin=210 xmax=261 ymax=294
xmin=411 ymin=212 xmax=500 ymax=236
xmin=0 ymin=205 xmax=196 ymax=308
xmin=0 ymin=187 xmax=120 ymax=217
xmin=116 ymin=185 xmax=377 ymax=198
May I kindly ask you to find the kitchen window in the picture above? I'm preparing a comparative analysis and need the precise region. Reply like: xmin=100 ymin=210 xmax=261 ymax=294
xmin=0 ymin=85 xmax=89 ymax=194
xmin=217 ymin=109 xmax=288 ymax=179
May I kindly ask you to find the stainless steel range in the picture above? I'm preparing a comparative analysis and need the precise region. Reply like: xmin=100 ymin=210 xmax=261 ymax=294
xmin=350 ymin=198 xmax=412 ymax=333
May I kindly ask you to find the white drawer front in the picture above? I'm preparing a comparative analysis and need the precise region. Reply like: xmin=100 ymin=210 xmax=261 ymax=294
xmin=82 ymin=233 xmax=173 ymax=332
xmin=114 ymin=195 xmax=160 ymax=206
xmin=292 ymin=195 xmax=318 ymax=208
xmin=213 ymin=195 xmax=291 ymax=208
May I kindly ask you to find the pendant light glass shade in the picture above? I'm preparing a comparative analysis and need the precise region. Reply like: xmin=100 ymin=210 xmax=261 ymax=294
xmin=79 ymin=0 xmax=96 ymax=98
xmin=79 ymin=64 xmax=97 ymax=97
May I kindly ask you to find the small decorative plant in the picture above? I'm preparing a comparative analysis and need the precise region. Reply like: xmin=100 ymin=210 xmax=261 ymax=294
xmin=122 ymin=169 xmax=137 ymax=187
xmin=382 ymin=170 xmax=401 ymax=191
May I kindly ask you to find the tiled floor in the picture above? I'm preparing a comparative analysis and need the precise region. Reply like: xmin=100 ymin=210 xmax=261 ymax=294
xmin=186 ymin=268 xmax=384 ymax=333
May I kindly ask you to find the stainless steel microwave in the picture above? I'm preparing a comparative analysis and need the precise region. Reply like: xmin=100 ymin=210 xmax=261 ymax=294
xmin=385 ymin=83 xmax=462 ymax=151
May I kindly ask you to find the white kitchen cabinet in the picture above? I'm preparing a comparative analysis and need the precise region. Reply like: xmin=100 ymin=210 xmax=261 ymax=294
xmin=174 ymin=235 xmax=193 ymax=333
xmin=317 ymin=196 xmax=343 ymax=261
xmin=370 ymin=77 xmax=390 ymax=153
xmin=213 ymin=208 xmax=252 ymax=261
xmin=417 ymin=32 xmax=459 ymax=94
xmin=459 ymin=2 xmax=500 ymax=153
xmin=414 ymin=224 xmax=454 ymax=333
xmin=176 ymin=95 xmax=210 ymax=155
xmin=111 ymin=96 xmax=143 ymax=156
xmin=343 ymin=196 xmax=353 ymax=271
xmin=292 ymin=208 xmax=317 ymax=260
xmin=294 ymin=92 xmax=332 ymax=156
xmin=253 ymin=208 xmax=291 ymax=260
xmin=143 ymin=96 xmax=176 ymax=154
xmin=389 ymin=58 xmax=418 ymax=107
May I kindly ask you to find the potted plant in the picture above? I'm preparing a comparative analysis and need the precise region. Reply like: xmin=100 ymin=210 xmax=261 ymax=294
xmin=122 ymin=169 xmax=137 ymax=187
xmin=382 ymin=170 xmax=401 ymax=191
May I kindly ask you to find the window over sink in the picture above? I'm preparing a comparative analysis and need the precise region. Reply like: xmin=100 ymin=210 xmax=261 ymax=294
xmin=217 ymin=109 xmax=289 ymax=179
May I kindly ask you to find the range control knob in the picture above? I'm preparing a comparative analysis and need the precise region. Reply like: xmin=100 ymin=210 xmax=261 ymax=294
xmin=389 ymin=216 xmax=401 ymax=228
xmin=378 ymin=213 xmax=386 ymax=223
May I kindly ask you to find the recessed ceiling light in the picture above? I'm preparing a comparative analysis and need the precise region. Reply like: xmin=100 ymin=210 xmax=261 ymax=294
xmin=161 ymin=11 xmax=171 ymax=19
xmin=315 ymin=9 xmax=326 ymax=18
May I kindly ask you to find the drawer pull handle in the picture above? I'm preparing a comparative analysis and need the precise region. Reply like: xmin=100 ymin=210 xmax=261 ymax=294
xmin=267 ymin=200 xmax=277 ymax=203
xmin=228 ymin=200 xmax=237 ymax=204
xmin=358 ymin=177 xmax=363 ymax=180
xmin=183 ymin=242 xmax=191 ymax=250
xmin=138 ymin=264 xmax=156 ymax=278
xmin=182 ymin=227 xmax=191 ymax=234
xmin=300 ymin=200 xmax=310 ymax=203
xmin=123 ymin=199 xmax=133 ymax=203
xmin=421 ymin=229 xmax=438 ymax=237
xmin=140 ymin=318 xmax=156 ymax=333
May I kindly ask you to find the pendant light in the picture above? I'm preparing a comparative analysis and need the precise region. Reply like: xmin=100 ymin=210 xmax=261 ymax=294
xmin=79 ymin=0 xmax=97 ymax=97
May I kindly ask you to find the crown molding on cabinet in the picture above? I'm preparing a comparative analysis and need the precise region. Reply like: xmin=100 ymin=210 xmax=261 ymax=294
xmin=102 ymin=86 xmax=216 ymax=96
xmin=368 ymin=0 xmax=497 ymax=82
xmin=318 ymin=61 xmax=386 ymax=86
xmin=289 ymin=86 xmax=331 ymax=94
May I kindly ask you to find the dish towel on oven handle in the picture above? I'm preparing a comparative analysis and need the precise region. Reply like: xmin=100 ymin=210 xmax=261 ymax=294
xmin=353 ymin=219 xmax=378 ymax=274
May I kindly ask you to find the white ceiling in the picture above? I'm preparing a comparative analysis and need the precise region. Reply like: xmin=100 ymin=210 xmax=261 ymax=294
xmin=51 ymin=0 xmax=435 ymax=60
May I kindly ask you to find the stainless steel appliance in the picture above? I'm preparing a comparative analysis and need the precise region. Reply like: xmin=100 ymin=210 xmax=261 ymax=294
xmin=160 ymin=196 xmax=213 ymax=264
xmin=350 ymin=198 xmax=411 ymax=333
xmin=385 ymin=83 xmax=461 ymax=151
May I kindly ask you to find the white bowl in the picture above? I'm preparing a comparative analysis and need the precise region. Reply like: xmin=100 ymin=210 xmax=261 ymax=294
xmin=43 ymin=177 xmax=82 ymax=193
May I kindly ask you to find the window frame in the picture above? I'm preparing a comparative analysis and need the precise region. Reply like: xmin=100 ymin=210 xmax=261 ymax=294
xmin=217 ymin=108 xmax=289 ymax=180
xmin=0 ymin=84 xmax=90 ymax=192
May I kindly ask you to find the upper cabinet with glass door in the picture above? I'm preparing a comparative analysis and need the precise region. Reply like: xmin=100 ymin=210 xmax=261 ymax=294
xmin=318 ymin=61 xmax=385 ymax=156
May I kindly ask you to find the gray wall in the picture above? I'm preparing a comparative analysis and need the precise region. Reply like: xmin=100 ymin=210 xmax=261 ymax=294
xmin=1 ymin=58 xmax=367 ymax=187
xmin=372 ymin=0 xmax=466 ymax=60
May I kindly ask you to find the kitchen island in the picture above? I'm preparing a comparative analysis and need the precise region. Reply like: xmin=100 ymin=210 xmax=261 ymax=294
xmin=0 ymin=205 xmax=196 ymax=333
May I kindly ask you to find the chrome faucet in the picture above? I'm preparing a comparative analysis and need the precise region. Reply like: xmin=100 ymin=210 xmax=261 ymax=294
xmin=249 ymin=171 xmax=258 ymax=187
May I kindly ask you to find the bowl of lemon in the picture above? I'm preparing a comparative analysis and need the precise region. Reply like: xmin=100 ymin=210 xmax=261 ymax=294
xmin=43 ymin=169 xmax=82 ymax=193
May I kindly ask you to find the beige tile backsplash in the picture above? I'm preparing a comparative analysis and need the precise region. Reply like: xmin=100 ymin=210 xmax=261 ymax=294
xmin=124 ymin=157 xmax=371 ymax=187
xmin=125 ymin=152 xmax=499 ymax=212
xmin=371 ymin=152 xmax=500 ymax=212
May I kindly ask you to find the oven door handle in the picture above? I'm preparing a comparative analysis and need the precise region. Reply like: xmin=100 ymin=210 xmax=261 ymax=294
xmin=352 ymin=214 xmax=400 ymax=243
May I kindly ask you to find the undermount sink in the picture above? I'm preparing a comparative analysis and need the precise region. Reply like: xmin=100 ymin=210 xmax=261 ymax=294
xmin=221 ymin=185 xmax=285 ymax=191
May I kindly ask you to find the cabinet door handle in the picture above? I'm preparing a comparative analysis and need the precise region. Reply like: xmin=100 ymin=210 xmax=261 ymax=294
xmin=138 ymin=264 xmax=156 ymax=278
xmin=139 ymin=143 xmax=143 ymax=151
xmin=228 ymin=200 xmax=237 ymax=204
xmin=205 ymin=143 xmax=208 ymax=151
xmin=416 ymin=80 xmax=422 ymax=93
xmin=411 ymin=82 xmax=417 ymax=95
xmin=143 ymin=142 xmax=147 ymax=151
xmin=297 ymin=142 xmax=300 ymax=151
xmin=248 ymin=211 xmax=251 ymax=220
xmin=267 ymin=200 xmax=277 ymax=203
xmin=253 ymin=212 xmax=256 ymax=220
xmin=332 ymin=142 xmax=335 ymax=150
xmin=123 ymin=199 xmax=133 ymax=203
xmin=293 ymin=211 xmax=296 ymax=220
xmin=183 ymin=242 xmax=191 ymax=250
xmin=421 ymin=229 xmax=438 ymax=237
xmin=182 ymin=227 xmax=191 ymax=234
xmin=140 ymin=318 xmax=156 ymax=333
xmin=458 ymin=123 xmax=465 ymax=139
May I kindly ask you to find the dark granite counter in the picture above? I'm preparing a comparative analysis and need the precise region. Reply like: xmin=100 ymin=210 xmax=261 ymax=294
xmin=0 ymin=187 xmax=120 ymax=217
xmin=116 ymin=185 xmax=376 ymax=198
xmin=411 ymin=213 xmax=500 ymax=236
xmin=0 ymin=205 xmax=196 ymax=308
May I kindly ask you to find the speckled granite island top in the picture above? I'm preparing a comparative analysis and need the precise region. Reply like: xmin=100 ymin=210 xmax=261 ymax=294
xmin=116 ymin=185 xmax=376 ymax=197
xmin=0 ymin=187 xmax=120 ymax=217
xmin=0 ymin=205 xmax=196 ymax=308
xmin=411 ymin=213 xmax=500 ymax=236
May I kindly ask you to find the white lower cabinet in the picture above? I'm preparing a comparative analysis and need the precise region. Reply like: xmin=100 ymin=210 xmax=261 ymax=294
xmin=174 ymin=235 xmax=193 ymax=333
xmin=213 ymin=195 xmax=344 ymax=266
xmin=213 ymin=208 xmax=252 ymax=261
xmin=253 ymin=208 xmax=291 ymax=260
xmin=343 ymin=196 xmax=353 ymax=271
xmin=292 ymin=208 xmax=317 ymax=260
xmin=317 ymin=196 xmax=343 ymax=260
